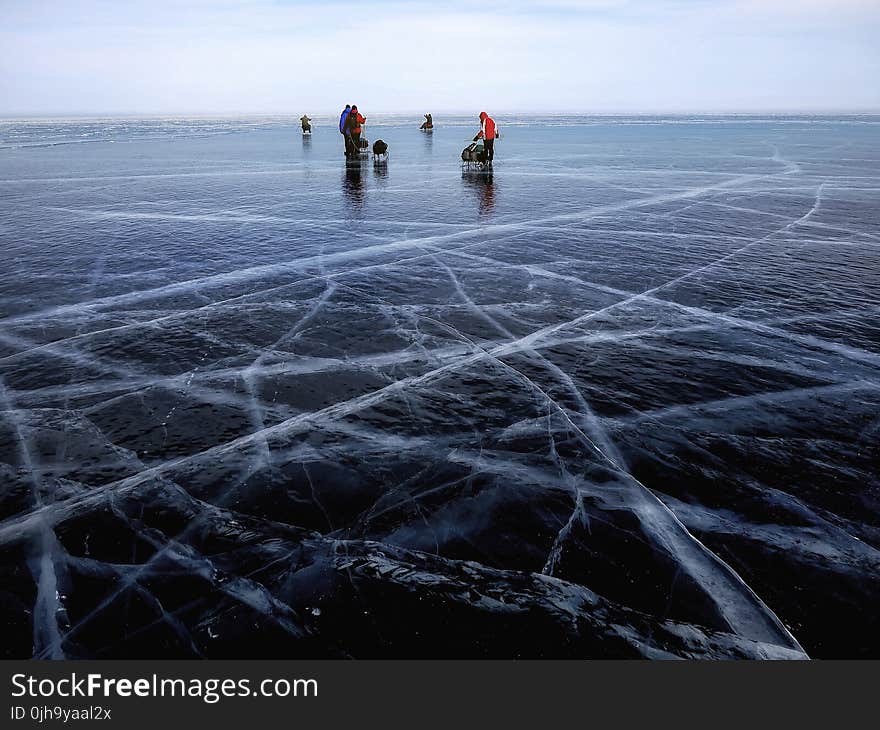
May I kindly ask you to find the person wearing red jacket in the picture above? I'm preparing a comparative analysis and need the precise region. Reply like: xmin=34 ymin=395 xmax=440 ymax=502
xmin=346 ymin=105 xmax=366 ymax=157
xmin=473 ymin=111 xmax=500 ymax=165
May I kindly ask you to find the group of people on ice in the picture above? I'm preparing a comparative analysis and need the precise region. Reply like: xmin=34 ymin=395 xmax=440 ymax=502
xmin=338 ymin=104 xmax=367 ymax=158
xmin=300 ymin=107 xmax=501 ymax=166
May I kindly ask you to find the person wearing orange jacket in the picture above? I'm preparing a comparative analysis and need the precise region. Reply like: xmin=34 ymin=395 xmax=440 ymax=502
xmin=473 ymin=111 xmax=500 ymax=165
xmin=346 ymin=105 xmax=366 ymax=157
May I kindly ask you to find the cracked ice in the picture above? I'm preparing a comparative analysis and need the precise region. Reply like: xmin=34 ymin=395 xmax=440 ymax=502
xmin=1 ymin=115 xmax=878 ymax=659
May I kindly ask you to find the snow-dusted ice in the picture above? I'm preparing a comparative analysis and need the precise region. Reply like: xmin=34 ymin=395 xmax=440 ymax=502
xmin=0 ymin=115 xmax=878 ymax=659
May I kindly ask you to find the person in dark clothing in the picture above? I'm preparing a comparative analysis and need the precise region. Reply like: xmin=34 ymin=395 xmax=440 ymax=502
xmin=339 ymin=104 xmax=352 ymax=156
xmin=420 ymin=113 xmax=433 ymax=130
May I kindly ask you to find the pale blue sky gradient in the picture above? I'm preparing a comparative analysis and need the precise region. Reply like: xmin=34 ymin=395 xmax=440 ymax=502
xmin=2 ymin=0 xmax=879 ymax=115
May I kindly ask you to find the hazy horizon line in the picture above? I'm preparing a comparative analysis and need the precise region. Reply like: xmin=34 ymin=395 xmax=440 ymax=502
xmin=3 ymin=108 xmax=880 ymax=120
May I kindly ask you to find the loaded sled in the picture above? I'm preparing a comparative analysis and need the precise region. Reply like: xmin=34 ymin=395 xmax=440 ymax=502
xmin=461 ymin=141 xmax=489 ymax=170
xmin=351 ymin=124 xmax=370 ymax=158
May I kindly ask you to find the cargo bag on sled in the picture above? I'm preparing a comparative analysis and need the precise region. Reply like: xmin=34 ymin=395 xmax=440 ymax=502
xmin=461 ymin=142 xmax=486 ymax=163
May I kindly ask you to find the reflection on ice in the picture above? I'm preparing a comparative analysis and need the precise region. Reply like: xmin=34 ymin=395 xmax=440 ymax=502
xmin=462 ymin=171 xmax=496 ymax=218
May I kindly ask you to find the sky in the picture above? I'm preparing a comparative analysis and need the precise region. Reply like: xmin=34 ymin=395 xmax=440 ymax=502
xmin=1 ymin=0 xmax=879 ymax=115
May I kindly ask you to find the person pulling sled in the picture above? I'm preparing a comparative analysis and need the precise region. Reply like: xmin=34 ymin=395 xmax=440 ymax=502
xmin=346 ymin=105 xmax=367 ymax=158
xmin=472 ymin=111 xmax=499 ymax=166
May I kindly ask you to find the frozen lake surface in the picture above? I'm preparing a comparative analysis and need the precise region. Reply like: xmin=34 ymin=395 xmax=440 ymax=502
xmin=1 ymin=115 xmax=878 ymax=659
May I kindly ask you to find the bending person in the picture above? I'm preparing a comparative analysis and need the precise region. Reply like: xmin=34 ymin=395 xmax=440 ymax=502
xmin=300 ymin=114 xmax=312 ymax=133
xmin=420 ymin=113 xmax=433 ymax=130
xmin=473 ymin=111 xmax=500 ymax=165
